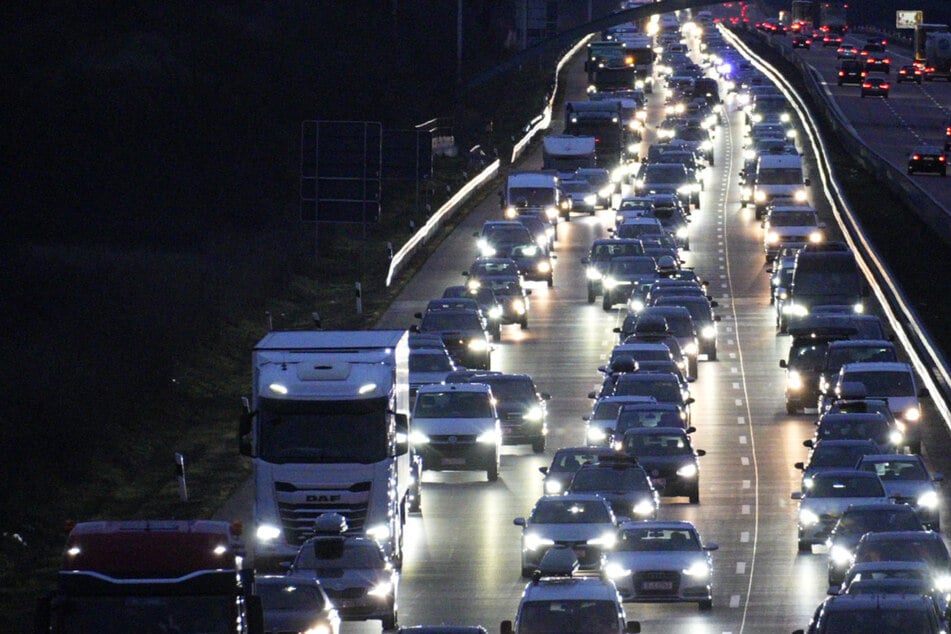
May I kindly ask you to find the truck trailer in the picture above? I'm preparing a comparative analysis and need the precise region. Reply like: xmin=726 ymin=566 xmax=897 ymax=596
xmin=239 ymin=329 xmax=418 ymax=571
xmin=542 ymin=135 xmax=597 ymax=179
xmin=35 ymin=520 xmax=264 ymax=634
xmin=564 ymin=101 xmax=625 ymax=169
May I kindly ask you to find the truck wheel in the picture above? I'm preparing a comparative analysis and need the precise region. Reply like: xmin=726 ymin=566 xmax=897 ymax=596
xmin=487 ymin=459 xmax=499 ymax=482
xmin=520 ymin=316 xmax=528 ymax=330
xmin=532 ymin=436 xmax=546 ymax=454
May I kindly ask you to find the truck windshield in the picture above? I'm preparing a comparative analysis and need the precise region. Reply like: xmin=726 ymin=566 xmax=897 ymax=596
xmin=757 ymin=168 xmax=803 ymax=184
xmin=258 ymin=398 xmax=389 ymax=464
xmin=51 ymin=595 xmax=234 ymax=634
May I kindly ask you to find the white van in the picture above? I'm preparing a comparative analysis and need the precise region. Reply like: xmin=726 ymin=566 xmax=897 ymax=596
xmin=752 ymin=154 xmax=810 ymax=218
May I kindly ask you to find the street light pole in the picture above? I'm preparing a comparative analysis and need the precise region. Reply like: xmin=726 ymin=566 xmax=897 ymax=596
xmin=457 ymin=0 xmax=463 ymax=84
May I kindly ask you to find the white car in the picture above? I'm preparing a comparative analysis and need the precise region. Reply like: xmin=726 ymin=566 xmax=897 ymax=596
xmin=791 ymin=469 xmax=892 ymax=553
xmin=411 ymin=383 xmax=501 ymax=481
xmin=762 ymin=205 xmax=824 ymax=261
xmin=604 ymin=520 xmax=717 ymax=609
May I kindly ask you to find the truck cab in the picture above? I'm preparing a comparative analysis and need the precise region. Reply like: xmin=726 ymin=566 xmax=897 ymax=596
xmin=752 ymin=154 xmax=810 ymax=218
xmin=504 ymin=171 xmax=569 ymax=222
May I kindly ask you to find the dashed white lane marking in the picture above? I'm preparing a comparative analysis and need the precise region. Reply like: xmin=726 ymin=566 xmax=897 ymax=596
xmin=738 ymin=416 xmax=746 ymax=425
xmin=727 ymin=338 xmax=735 ymax=345
xmin=740 ymin=531 xmax=750 ymax=542
xmin=739 ymin=435 xmax=748 ymax=444
xmin=736 ymin=561 xmax=747 ymax=574
xmin=743 ymin=480 xmax=751 ymax=489
xmin=735 ymin=398 xmax=743 ymax=405
xmin=741 ymin=457 xmax=750 ymax=466
xmin=729 ymin=352 xmax=737 ymax=359
xmin=725 ymin=326 xmax=734 ymax=332
xmin=733 ymin=382 xmax=741 ymax=390
xmin=731 ymin=366 xmax=739 ymax=374
xmin=741 ymin=504 xmax=751 ymax=515
xmin=730 ymin=595 xmax=741 ymax=608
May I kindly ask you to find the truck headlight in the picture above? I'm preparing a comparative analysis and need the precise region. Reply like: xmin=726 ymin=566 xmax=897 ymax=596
xmin=524 ymin=407 xmax=544 ymax=422
xmin=467 ymin=279 xmax=481 ymax=290
xmin=524 ymin=533 xmax=555 ymax=551
xmin=701 ymin=325 xmax=716 ymax=339
xmin=586 ymin=267 xmax=603 ymax=281
xmin=676 ymin=463 xmax=698 ymax=478
xmin=544 ymin=480 xmax=563 ymax=494
xmin=512 ymin=299 xmax=526 ymax=315
xmin=786 ymin=370 xmax=803 ymax=391
xmin=410 ymin=431 xmax=431 ymax=444
xmin=743 ymin=149 xmax=756 ymax=160
xmin=799 ymin=509 xmax=820 ymax=527
xmin=677 ymin=228 xmax=690 ymax=239
xmin=889 ymin=430 xmax=904 ymax=446
xmin=366 ymin=524 xmax=391 ymax=541
xmin=476 ymin=429 xmax=500 ymax=444
xmin=904 ymin=407 xmax=921 ymax=422
xmin=633 ymin=500 xmax=655 ymax=517
xmin=599 ymin=185 xmax=615 ymax=199
xmin=603 ymin=277 xmax=619 ymax=290
xmin=918 ymin=491 xmax=939 ymax=509
xmin=682 ymin=561 xmax=710 ymax=578
xmin=544 ymin=206 xmax=558 ymax=220
xmin=766 ymin=231 xmax=780 ymax=244
xmin=468 ymin=338 xmax=489 ymax=351
xmin=505 ymin=206 xmax=518 ymax=219
xmin=780 ymin=112 xmax=791 ymax=123
xmin=480 ymin=245 xmax=497 ymax=257
xmin=367 ymin=580 xmax=394 ymax=597
xmin=752 ymin=113 xmax=763 ymax=123
xmin=256 ymin=524 xmax=282 ymax=543
xmin=587 ymin=427 xmax=607 ymax=443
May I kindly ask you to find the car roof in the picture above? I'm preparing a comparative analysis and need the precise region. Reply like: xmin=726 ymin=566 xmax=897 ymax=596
xmin=912 ymin=145 xmax=944 ymax=153
xmin=811 ymin=468 xmax=881 ymax=479
xmin=521 ymin=575 xmax=622 ymax=601
xmin=857 ymin=453 xmax=925 ymax=464
xmin=416 ymin=383 xmax=492 ymax=394
xmin=858 ymin=530 xmax=944 ymax=543
xmin=822 ymin=593 xmax=937 ymax=611
xmin=623 ymin=426 xmax=689 ymax=436
xmin=840 ymin=361 xmax=912 ymax=373
xmin=827 ymin=339 xmax=894 ymax=348
xmin=618 ymin=519 xmax=698 ymax=531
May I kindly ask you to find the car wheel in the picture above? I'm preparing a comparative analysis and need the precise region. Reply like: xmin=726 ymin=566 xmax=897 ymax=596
xmin=587 ymin=285 xmax=596 ymax=304
xmin=908 ymin=439 xmax=922 ymax=454
xmin=532 ymin=436 xmax=546 ymax=454
xmin=798 ymin=540 xmax=811 ymax=554
xmin=486 ymin=459 xmax=499 ymax=482
xmin=382 ymin=609 xmax=397 ymax=631
xmin=493 ymin=328 xmax=502 ymax=343
xmin=547 ymin=275 xmax=553 ymax=288
xmin=707 ymin=348 xmax=717 ymax=361
xmin=684 ymin=240 xmax=690 ymax=251
xmin=520 ymin=316 xmax=528 ymax=330
xmin=689 ymin=358 xmax=698 ymax=379
xmin=786 ymin=402 xmax=799 ymax=415
xmin=602 ymin=295 xmax=612 ymax=311
xmin=699 ymin=599 xmax=713 ymax=611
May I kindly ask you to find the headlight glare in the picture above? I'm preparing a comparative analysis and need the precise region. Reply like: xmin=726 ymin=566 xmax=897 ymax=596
xmin=676 ymin=463 xmax=698 ymax=478
xmin=256 ymin=524 xmax=281 ymax=542
xmin=799 ymin=509 xmax=820 ymax=527
xmin=633 ymin=500 xmax=655 ymax=517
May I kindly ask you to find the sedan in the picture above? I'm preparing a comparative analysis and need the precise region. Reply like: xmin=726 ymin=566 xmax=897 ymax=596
xmin=257 ymin=575 xmax=341 ymax=634
xmin=908 ymin=145 xmax=947 ymax=176
xmin=539 ymin=446 xmax=618 ymax=495
xmin=897 ymin=64 xmax=923 ymax=83
xmin=856 ymin=453 xmax=944 ymax=530
xmin=604 ymin=520 xmax=717 ymax=610
xmin=860 ymin=78 xmax=890 ymax=98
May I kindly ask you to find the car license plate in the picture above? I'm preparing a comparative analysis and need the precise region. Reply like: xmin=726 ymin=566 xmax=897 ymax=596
xmin=653 ymin=478 xmax=666 ymax=487
xmin=642 ymin=581 xmax=673 ymax=590
xmin=441 ymin=457 xmax=466 ymax=466
xmin=572 ymin=547 xmax=587 ymax=558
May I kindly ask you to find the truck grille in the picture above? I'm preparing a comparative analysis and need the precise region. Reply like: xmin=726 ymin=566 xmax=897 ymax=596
xmin=274 ymin=481 xmax=371 ymax=546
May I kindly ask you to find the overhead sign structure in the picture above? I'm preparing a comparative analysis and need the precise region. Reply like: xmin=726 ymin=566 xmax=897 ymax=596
xmin=300 ymin=120 xmax=382 ymax=224
xmin=897 ymin=10 xmax=923 ymax=29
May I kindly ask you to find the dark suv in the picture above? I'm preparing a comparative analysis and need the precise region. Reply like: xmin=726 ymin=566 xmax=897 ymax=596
xmin=837 ymin=60 xmax=867 ymax=86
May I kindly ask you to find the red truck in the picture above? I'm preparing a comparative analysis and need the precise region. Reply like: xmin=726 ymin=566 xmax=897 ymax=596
xmin=35 ymin=520 xmax=264 ymax=634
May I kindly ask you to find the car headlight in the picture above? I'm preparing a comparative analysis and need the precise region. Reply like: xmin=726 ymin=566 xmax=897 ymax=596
xmin=829 ymin=544 xmax=853 ymax=566
xmin=587 ymin=427 xmax=607 ymax=443
xmin=766 ymin=231 xmax=780 ymax=245
xmin=488 ymin=306 xmax=503 ymax=319
xmin=784 ymin=303 xmax=808 ymax=317
xmin=366 ymin=524 xmax=391 ymax=542
xmin=754 ymin=190 xmax=767 ymax=202
xmin=889 ymin=430 xmax=904 ymax=446
xmin=677 ymin=185 xmax=692 ymax=195
xmin=786 ymin=129 xmax=798 ymax=139
xmin=803 ymin=476 xmax=814 ymax=490
xmin=480 ymin=245 xmax=497 ymax=257
xmin=468 ymin=338 xmax=489 ymax=351
xmin=683 ymin=342 xmax=698 ymax=356
xmin=367 ymin=580 xmax=394 ymax=597
xmin=587 ymin=532 xmax=617 ymax=549
xmin=603 ymin=277 xmax=619 ymax=290
xmin=676 ymin=463 xmax=698 ymax=478
xmin=512 ymin=299 xmax=526 ymax=315
xmin=682 ymin=561 xmax=710 ymax=578
xmin=794 ymin=190 xmax=808 ymax=203
xmin=701 ymin=140 xmax=713 ymax=151
xmin=852 ymin=302 xmax=864 ymax=314
xmin=628 ymin=298 xmax=645 ymax=313
xmin=701 ymin=325 xmax=716 ymax=339
xmin=476 ymin=429 xmax=500 ymax=444
xmin=935 ymin=575 xmax=951 ymax=593
xmin=256 ymin=524 xmax=282 ymax=543
xmin=604 ymin=562 xmax=631 ymax=580
xmin=799 ymin=508 xmax=820 ymax=527
xmin=467 ymin=279 xmax=481 ymax=290
xmin=743 ymin=149 xmax=756 ymax=160
xmin=904 ymin=407 xmax=921 ymax=422
xmin=612 ymin=166 xmax=627 ymax=182
xmin=524 ymin=406 xmax=544 ymax=422
xmin=780 ymin=112 xmax=791 ymax=123
xmin=742 ymin=186 xmax=752 ymax=199
xmin=537 ymin=261 xmax=551 ymax=273
xmin=676 ymin=227 xmax=690 ymax=239
xmin=809 ymin=231 xmax=823 ymax=243
xmin=476 ymin=238 xmax=488 ymax=250
xmin=544 ymin=206 xmax=558 ymax=220
xmin=583 ymin=194 xmax=597 ymax=206
xmin=786 ymin=370 xmax=803 ymax=391
xmin=633 ymin=500 xmax=656 ymax=517
xmin=544 ymin=479 xmax=563 ymax=494
xmin=586 ymin=267 xmax=603 ymax=281
xmin=918 ymin=490 xmax=939 ymax=509
xmin=524 ymin=533 xmax=556 ymax=551
xmin=636 ymin=110 xmax=647 ymax=121
xmin=304 ymin=625 xmax=332 ymax=634
xmin=504 ymin=206 xmax=518 ymax=219
xmin=599 ymin=185 xmax=614 ymax=199
xmin=410 ymin=431 xmax=431 ymax=444
xmin=560 ymin=199 xmax=570 ymax=210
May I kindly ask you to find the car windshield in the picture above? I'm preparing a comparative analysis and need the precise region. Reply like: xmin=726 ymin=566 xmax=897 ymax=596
xmin=414 ymin=391 xmax=493 ymax=418
xmin=485 ymin=228 xmax=531 ymax=243
xmin=294 ymin=539 xmax=386 ymax=571
xmin=841 ymin=370 xmax=915 ymax=397
xmin=481 ymin=377 xmax=536 ymax=405
xmin=817 ymin=418 xmax=891 ymax=445
xmin=656 ymin=298 xmax=712 ymax=323
xmin=645 ymin=165 xmax=687 ymax=182
xmin=530 ymin=500 xmax=612 ymax=524
xmin=569 ymin=468 xmax=649 ymax=492
xmin=617 ymin=408 xmax=683 ymax=430
xmin=810 ymin=445 xmax=876 ymax=468
xmin=592 ymin=242 xmax=644 ymax=259
xmin=425 ymin=307 xmax=485 ymax=330
xmin=562 ymin=182 xmax=591 ymax=193
xmin=609 ymin=258 xmax=657 ymax=275
xmin=551 ymin=451 xmax=607 ymax=473
xmin=484 ymin=278 xmax=522 ymax=295
xmin=857 ymin=538 xmax=950 ymax=568
xmin=770 ymin=211 xmax=817 ymax=226
xmin=623 ymin=432 xmax=691 ymax=456
xmin=510 ymin=187 xmax=555 ymax=206
xmin=617 ymin=527 xmax=701 ymax=551
xmin=810 ymin=476 xmax=884 ymax=498
xmin=618 ymin=200 xmax=652 ymax=211
xmin=787 ymin=343 xmax=828 ymax=369
xmin=837 ymin=509 xmax=921 ymax=536
xmin=472 ymin=261 xmax=519 ymax=276
xmin=823 ymin=610 xmax=934 ymax=633
xmin=410 ymin=352 xmax=453 ymax=373
xmin=861 ymin=460 xmax=929 ymax=481
xmin=611 ymin=347 xmax=669 ymax=363
xmin=649 ymin=312 xmax=692 ymax=336
xmin=257 ymin=582 xmax=326 ymax=611
xmin=614 ymin=379 xmax=681 ymax=402
xmin=826 ymin=347 xmax=896 ymax=371
xmin=518 ymin=600 xmax=619 ymax=634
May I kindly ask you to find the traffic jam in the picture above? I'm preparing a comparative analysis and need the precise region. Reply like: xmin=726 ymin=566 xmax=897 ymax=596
xmin=36 ymin=3 xmax=949 ymax=634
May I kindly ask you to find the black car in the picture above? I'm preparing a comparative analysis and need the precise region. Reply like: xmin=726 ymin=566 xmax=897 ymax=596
xmin=539 ymin=446 xmax=618 ymax=495
xmin=475 ymin=221 xmax=535 ymax=258
xmin=826 ymin=503 xmax=925 ymax=586
xmin=581 ymin=238 xmax=645 ymax=304
xmin=565 ymin=454 xmax=660 ymax=520
xmin=510 ymin=243 xmax=555 ymax=287
xmin=860 ymin=77 xmax=890 ymax=98
xmin=414 ymin=309 xmax=492 ymax=370
xmin=897 ymin=64 xmax=923 ymax=83
xmin=443 ymin=285 xmax=504 ymax=342
xmin=601 ymin=256 xmax=659 ymax=311
xmin=621 ymin=427 xmax=705 ymax=503
xmin=907 ymin=145 xmax=947 ymax=176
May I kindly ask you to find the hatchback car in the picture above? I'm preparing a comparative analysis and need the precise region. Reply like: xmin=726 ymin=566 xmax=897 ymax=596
xmin=565 ymin=454 xmax=660 ymax=520
xmin=257 ymin=575 xmax=341 ymax=634
xmin=908 ymin=145 xmax=947 ymax=176
xmin=795 ymin=593 xmax=946 ymax=634
xmin=860 ymin=77 xmax=890 ymax=98
xmin=825 ymin=503 xmax=925 ymax=586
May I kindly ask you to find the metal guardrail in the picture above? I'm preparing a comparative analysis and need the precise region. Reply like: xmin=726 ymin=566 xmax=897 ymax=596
xmin=721 ymin=25 xmax=951 ymax=431
xmin=386 ymin=34 xmax=594 ymax=288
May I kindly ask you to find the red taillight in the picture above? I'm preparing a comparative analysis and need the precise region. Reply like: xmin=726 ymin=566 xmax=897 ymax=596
xmin=945 ymin=127 xmax=951 ymax=136
xmin=881 ymin=84 xmax=890 ymax=89
xmin=861 ymin=72 xmax=867 ymax=77
xmin=913 ymin=155 xmax=921 ymax=160
xmin=884 ymin=58 xmax=890 ymax=64
xmin=862 ymin=83 xmax=871 ymax=88
xmin=941 ymin=156 xmax=947 ymax=162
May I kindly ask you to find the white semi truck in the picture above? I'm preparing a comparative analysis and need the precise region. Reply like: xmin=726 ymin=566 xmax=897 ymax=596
xmin=239 ymin=329 xmax=418 ymax=570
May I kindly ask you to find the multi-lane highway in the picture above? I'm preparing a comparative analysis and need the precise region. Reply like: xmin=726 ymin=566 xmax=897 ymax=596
xmin=220 ymin=15 xmax=951 ymax=633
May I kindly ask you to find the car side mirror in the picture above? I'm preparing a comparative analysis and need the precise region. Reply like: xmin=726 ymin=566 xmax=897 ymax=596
xmin=501 ymin=622 xmax=514 ymax=634
xmin=791 ymin=492 xmax=803 ymax=500
xmin=686 ymin=426 xmax=697 ymax=434
xmin=513 ymin=517 xmax=526 ymax=527
xmin=473 ymin=231 xmax=480 ymax=237
xmin=409 ymin=324 xmax=420 ymax=333
xmin=239 ymin=408 xmax=254 ymax=457
xmin=695 ymin=449 xmax=706 ymax=457
xmin=803 ymin=440 xmax=814 ymax=448
xmin=625 ymin=621 xmax=641 ymax=634
xmin=414 ymin=312 xmax=423 ymax=319
xmin=804 ymin=178 xmax=811 ymax=186
xmin=582 ymin=414 xmax=591 ymax=421
xmin=933 ymin=473 xmax=944 ymax=482
xmin=713 ymin=315 xmax=721 ymax=322
xmin=539 ymin=466 xmax=549 ymax=475
xmin=704 ymin=542 xmax=719 ymax=551
xmin=613 ymin=327 xmax=622 ymax=333
xmin=588 ymin=391 xmax=597 ymax=399
xmin=818 ymin=222 xmax=827 ymax=229
xmin=686 ymin=397 xmax=695 ymax=405
xmin=710 ymin=301 xmax=719 ymax=308
xmin=525 ymin=289 xmax=532 ymax=296
xmin=794 ymin=462 xmax=805 ymax=470
xmin=540 ymin=393 xmax=551 ymax=401
xmin=779 ymin=359 xmax=788 ymax=368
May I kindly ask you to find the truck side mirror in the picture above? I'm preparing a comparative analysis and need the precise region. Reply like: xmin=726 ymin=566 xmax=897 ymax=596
xmin=239 ymin=409 xmax=254 ymax=457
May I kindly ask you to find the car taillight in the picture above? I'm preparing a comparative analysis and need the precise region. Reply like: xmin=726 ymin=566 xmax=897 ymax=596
xmin=941 ymin=156 xmax=947 ymax=162
xmin=861 ymin=72 xmax=867 ymax=77
xmin=913 ymin=155 xmax=920 ymax=160
xmin=884 ymin=58 xmax=890 ymax=64
xmin=945 ymin=127 xmax=951 ymax=136
xmin=881 ymin=84 xmax=890 ymax=89
xmin=839 ymin=71 xmax=844 ymax=76
xmin=862 ymin=83 xmax=870 ymax=88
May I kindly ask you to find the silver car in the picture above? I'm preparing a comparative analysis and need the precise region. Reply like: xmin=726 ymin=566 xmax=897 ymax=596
xmin=603 ymin=520 xmax=717 ymax=610
xmin=256 ymin=575 xmax=341 ymax=634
